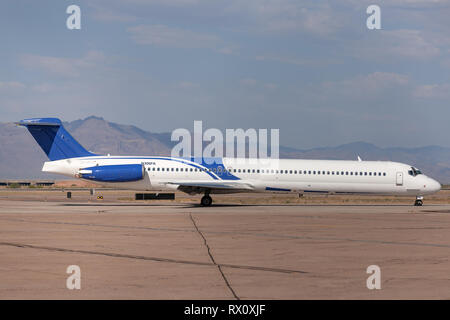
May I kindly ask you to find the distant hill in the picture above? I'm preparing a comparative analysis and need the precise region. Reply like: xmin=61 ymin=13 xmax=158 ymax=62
xmin=1 ymin=116 xmax=450 ymax=183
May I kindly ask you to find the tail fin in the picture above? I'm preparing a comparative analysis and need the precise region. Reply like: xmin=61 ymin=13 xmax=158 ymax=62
xmin=16 ymin=118 xmax=96 ymax=161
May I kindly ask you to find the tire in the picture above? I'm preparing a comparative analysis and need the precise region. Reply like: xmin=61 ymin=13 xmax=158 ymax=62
xmin=414 ymin=200 xmax=423 ymax=206
xmin=200 ymin=195 xmax=212 ymax=206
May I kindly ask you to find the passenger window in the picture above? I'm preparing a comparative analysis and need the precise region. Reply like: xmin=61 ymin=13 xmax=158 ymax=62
xmin=369 ymin=172 xmax=372 ymax=176
xmin=157 ymin=168 xmax=160 ymax=171
xmin=383 ymin=173 xmax=386 ymax=176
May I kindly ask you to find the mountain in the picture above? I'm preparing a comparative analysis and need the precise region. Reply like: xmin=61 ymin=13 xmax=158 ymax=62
xmin=1 ymin=116 xmax=450 ymax=183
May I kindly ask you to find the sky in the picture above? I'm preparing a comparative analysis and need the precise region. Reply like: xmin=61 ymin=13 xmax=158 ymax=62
xmin=1 ymin=0 xmax=450 ymax=149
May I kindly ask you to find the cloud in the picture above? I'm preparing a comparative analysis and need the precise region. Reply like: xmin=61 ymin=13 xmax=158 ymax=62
xmin=127 ymin=24 xmax=220 ymax=49
xmin=90 ymin=7 xmax=138 ymax=22
xmin=217 ymin=47 xmax=235 ymax=55
xmin=240 ymin=78 xmax=257 ymax=86
xmin=225 ymin=1 xmax=345 ymax=35
xmin=255 ymin=54 xmax=338 ymax=67
xmin=31 ymin=83 xmax=56 ymax=94
xmin=354 ymin=29 xmax=442 ymax=61
xmin=414 ymin=83 xmax=450 ymax=99
xmin=20 ymin=51 xmax=106 ymax=77
xmin=321 ymin=72 xmax=410 ymax=98
xmin=177 ymin=81 xmax=200 ymax=89
xmin=118 ymin=0 xmax=201 ymax=5
xmin=264 ymin=83 xmax=278 ymax=90
xmin=0 ymin=81 xmax=26 ymax=91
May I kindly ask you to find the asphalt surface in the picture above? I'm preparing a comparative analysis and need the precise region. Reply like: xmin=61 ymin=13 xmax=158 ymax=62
xmin=1 ymin=190 xmax=450 ymax=299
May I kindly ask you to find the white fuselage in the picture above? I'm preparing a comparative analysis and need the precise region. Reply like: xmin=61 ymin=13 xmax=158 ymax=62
xmin=42 ymin=156 xmax=441 ymax=196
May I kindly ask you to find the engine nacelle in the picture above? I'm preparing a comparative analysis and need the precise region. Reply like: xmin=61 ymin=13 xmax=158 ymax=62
xmin=78 ymin=164 xmax=144 ymax=182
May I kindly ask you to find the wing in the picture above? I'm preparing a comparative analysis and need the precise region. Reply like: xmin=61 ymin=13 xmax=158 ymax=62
xmin=165 ymin=181 xmax=255 ymax=194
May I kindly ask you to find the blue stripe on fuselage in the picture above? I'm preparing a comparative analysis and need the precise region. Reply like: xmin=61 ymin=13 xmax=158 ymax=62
xmin=90 ymin=156 xmax=241 ymax=181
xmin=265 ymin=187 xmax=291 ymax=192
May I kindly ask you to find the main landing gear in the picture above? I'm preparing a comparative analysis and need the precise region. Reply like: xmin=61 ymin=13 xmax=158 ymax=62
xmin=414 ymin=196 xmax=423 ymax=206
xmin=200 ymin=194 xmax=213 ymax=206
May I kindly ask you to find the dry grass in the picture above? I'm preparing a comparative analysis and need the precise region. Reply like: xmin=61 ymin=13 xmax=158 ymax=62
xmin=1 ymin=182 xmax=449 ymax=205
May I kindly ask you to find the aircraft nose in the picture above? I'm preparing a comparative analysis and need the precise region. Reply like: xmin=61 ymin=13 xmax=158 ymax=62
xmin=428 ymin=178 xmax=441 ymax=193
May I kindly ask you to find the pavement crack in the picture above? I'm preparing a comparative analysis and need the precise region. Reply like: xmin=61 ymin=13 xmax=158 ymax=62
xmin=189 ymin=213 xmax=240 ymax=300
xmin=0 ymin=241 xmax=304 ymax=275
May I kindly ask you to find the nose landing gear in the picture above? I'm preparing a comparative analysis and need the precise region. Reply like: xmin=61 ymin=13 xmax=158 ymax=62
xmin=414 ymin=196 xmax=423 ymax=206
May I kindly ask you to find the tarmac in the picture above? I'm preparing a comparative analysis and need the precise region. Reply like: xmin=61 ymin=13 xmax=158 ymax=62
xmin=1 ymin=189 xmax=450 ymax=299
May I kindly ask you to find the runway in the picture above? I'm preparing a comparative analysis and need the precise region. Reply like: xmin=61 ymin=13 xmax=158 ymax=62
xmin=1 ymin=190 xmax=450 ymax=299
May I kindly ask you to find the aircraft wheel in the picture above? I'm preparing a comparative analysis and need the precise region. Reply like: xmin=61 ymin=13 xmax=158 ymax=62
xmin=414 ymin=199 xmax=423 ymax=206
xmin=200 ymin=195 xmax=212 ymax=206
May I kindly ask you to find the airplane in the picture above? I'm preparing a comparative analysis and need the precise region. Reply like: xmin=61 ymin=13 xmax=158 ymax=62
xmin=17 ymin=117 xmax=441 ymax=207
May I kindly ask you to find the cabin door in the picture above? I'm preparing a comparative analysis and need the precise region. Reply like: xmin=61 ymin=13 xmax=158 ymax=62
xmin=396 ymin=172 xmax=403 ymax=186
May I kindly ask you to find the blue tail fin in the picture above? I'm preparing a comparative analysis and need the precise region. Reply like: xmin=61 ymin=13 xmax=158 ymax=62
xmin=17 ymin=118 xmax=96 ymax=161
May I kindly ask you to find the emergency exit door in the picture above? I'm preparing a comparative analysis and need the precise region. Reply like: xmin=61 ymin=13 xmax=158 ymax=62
xmin=396 ymin=172 xmax=403 ymax=186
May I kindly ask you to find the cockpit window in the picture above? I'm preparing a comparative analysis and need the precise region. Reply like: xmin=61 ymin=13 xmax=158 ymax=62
xmin=408 ymin=167 xmax=422 ymax=177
